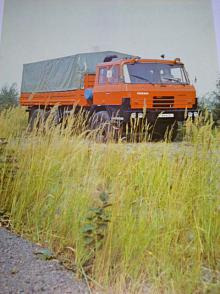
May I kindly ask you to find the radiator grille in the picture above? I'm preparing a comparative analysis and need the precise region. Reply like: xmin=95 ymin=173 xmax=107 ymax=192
xmin=153 ymin=96 xmax=174 ymax=109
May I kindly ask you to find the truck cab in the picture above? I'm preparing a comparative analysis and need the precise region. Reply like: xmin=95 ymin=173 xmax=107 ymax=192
xmin=92 ymin=57 xmax=197 ymax=122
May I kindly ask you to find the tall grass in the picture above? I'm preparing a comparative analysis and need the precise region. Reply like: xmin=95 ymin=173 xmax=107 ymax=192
xmin=0 ymin=107 xmax=220 ymax=293
xmin=0 ymin=107 xmax=27 ymax=138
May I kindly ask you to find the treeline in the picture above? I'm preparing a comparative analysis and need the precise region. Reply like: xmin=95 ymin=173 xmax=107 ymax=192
xmin=0 ymin=83 xmax=18 ymax=110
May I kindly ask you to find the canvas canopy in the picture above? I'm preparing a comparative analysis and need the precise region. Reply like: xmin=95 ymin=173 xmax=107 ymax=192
xmin=21 ymin=51 xmax=133 ymax=93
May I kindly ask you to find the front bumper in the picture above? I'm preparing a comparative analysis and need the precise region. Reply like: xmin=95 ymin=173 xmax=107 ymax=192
xmin=119 ymin=108 xmax=199 ymax=123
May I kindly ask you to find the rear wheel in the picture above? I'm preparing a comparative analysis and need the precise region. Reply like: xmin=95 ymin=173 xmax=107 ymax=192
xmin=28 ymin=108 xmax=60 ymax=131
xmin=28 ymin=109 xmax=45 ymax=131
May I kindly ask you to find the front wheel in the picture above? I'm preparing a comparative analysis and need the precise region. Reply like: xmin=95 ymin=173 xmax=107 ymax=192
xmin=90 ymin=111 xmax=121 ymax=142
xmin=151 ymin=119 xmax=178 ymax=141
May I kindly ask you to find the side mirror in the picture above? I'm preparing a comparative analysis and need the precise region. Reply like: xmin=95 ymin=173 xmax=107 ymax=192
xmin=106 ymin=70 xmax=112 ymax=79
xmin=194 ymin=76 xmax=197 ymax=84
xmin=119 ymin=75 xmax=124 ymax=83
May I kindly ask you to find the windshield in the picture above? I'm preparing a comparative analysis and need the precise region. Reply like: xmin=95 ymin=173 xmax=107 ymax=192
xmin=123 ymin=62 xmax=189 ymax=85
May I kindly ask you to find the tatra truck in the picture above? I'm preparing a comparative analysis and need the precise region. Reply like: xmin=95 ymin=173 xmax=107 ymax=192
xmin=20 ymin=51 xmax=198 ymax=140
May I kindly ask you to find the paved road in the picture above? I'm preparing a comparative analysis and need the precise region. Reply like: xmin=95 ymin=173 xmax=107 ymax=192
xmin=0 ymin=228 xmax=88 ymax=294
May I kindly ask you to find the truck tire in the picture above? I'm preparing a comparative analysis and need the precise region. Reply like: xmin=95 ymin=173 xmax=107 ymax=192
xmin=169 ymin=121 xmax=178 ymax=141
xmin=152 ymin=120 xmax=178 ymax=141
xmin=91 ymin=111 xmax=122 ymax=142
xmin=28 ymin=109 xmax=47 ymax=131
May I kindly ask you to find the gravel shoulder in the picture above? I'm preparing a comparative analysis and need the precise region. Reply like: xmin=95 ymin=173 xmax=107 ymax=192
xmin=0 ymin=228 xmax=88 ymax=294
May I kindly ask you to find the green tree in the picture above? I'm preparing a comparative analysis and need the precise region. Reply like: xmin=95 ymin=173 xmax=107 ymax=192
xmin=0 ymin=83 xmax=19 ymax=110
xmin=212 ymin=78 xmax=220 ymax=122
xmin=199 ymin=77 xmax=220 ymax=124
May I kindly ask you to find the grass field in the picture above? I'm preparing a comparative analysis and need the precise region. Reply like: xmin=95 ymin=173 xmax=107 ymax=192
xmin=0 ymin=107 xmax=220 ymax=293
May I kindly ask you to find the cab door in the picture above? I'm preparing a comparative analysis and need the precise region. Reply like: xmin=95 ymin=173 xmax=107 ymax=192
xmin=94 ymin=65 xmax=124 ymax=106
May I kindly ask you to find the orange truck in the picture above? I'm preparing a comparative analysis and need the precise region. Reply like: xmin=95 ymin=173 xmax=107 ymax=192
xmin=20 ymin=51 xmax=198 ymax=140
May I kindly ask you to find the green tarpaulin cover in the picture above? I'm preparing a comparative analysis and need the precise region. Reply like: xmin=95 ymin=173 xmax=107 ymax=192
xmin=21 ymin=51 xmax=133 ymax=93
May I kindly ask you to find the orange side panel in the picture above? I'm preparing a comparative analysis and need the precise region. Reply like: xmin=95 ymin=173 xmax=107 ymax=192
xmin=84 ymin=74 xmax=96 ymax=88
xmin=20 ymin=89 xmax=89 ymax=107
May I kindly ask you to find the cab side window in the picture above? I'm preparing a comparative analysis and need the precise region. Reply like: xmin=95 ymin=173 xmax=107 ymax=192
xmin=98 ymin=67 xmax=107 ymax=84
xmin=108 ymin=65 xmax=120 ymax=84
xmin=98 ymin=65 xmax=120 ymax=85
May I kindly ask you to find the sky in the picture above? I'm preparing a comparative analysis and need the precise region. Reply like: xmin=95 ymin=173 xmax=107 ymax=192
xmin=212 ymin=0 xmax=220 ymax=70
xmin=0 ymin=0 xmax=4 ymax=40
xmin=0 ymin=0 xmax=219 ymax=97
